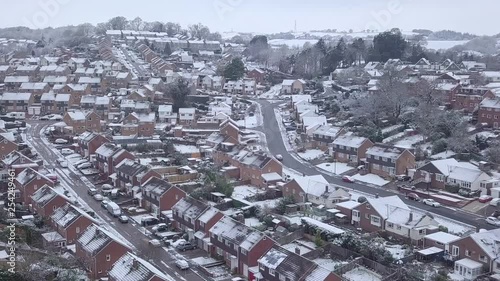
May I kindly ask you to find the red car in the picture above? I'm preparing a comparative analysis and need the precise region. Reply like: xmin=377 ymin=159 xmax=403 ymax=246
xmin=479 ymin=195 xmax=493 ymax=203
xmin=342 ymin=176 xmax=355 ymax=183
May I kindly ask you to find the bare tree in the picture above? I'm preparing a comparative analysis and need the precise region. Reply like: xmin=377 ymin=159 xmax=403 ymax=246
xmin=128 ymin=17 xmax=145 ymax=31
xmin=189 ymin=23 xmax=210 ymax=40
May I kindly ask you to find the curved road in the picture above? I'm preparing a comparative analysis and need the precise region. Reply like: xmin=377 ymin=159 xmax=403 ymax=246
xmin=256 ymin=100 xmax=492 ymax=231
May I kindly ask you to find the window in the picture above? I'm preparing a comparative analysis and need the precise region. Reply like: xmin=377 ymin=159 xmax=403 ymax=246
xmin=241 ymin=248 xmax=247 ymax=255
xmin=480 ymin=255 xmax=488 ymax=263
xmin=397 ymin=225 xmax=402 ymax=230
xmin=269 ymin=269 xmax=275 ymax=276
xmin=372 ymin=164 xmax=380 ymax=170
xmin=352 ymin=210 xmax=360 ymax=217
xmin=106 ymin=254 xmax=110 ymax=261
xmin=452 ymin=246 xmax=459 ymax=256
xmin=436 ymin=174 xmax=445 ymax=182
xmin=387 ymin=223 xmax=394 ymax=228
xmin=259 ymin=263 xmax=265 ymax=270
xmin=370 ymin=215 xmax=381 ymax=226
xmin=225 ymin=240 xmax=230 ymax=247
xmin=76 ymin=227 xmax=80 ymax=234
xmin=465 ymin=250 xmax=471 ymax=257
xmin=365 ymin=213 xmax=369 ymax=219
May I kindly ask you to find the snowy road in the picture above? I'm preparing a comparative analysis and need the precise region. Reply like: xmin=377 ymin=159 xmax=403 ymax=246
xmin=25 ymin=121 xmax=209 ymax=281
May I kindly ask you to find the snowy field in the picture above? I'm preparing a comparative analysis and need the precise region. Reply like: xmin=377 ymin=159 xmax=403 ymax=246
xmin=425 ymin=40 xmax=469 ymax=50
xmin=393 ymin=135 xmax=423 ymax=149
xmin=343 ymin=267 xmax=382 ymax=281
xmin=298 ymin=149 xmax=325 ymax=161
xmin=268 ymin=38 xmax=319 ymax=48
xmin=351 ymin=173 xmax=390 ymax=187
xmin=316 ymin=162 xmax=354 ymax=175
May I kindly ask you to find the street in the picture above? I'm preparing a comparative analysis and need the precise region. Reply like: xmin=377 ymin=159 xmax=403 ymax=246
xmin=256 ymin=100 xmax=493 ymax=231
xmin=24 ymin=121 xmax=207 ymax=281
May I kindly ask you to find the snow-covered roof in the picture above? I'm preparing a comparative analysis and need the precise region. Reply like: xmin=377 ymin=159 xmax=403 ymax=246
xmin=130 ymin=112 xmax=155 ymax=123
xmin=424 ymin=231 xmax=461 ymax=244
xmin=197 ymin=207 xmax=220 ymax=224
xmin=210 ymin=216 xmax=266 ymax=251
xmin=366 ymin=145 xmax=406 ymax=159
xmin=291 ymin=95 xmax=312 ymax=105
xmin=332 ymin=134 xmax=368 ymax=148
xmin=51 ymin=203 xmax=98 ymax=229
xmin=336 ymin=200 xmax=362 ymax=210
xmin=425 ymin=159 xmax=486 ymax=182
xmin=4 ymin=76 xmax=29 ymax=83
xmin=41 ymin=92 xmax=56 ymax=101
xmin=42 ymin=231 xmax=65 ymax=242
xmin=19 ymin=82 xmax=47 ymax=90
xmin=301 ymin=217 xmax=345 ymax=235
xmin=258 ymin=247 xmax=288 ymax=269
xmin=55 ymin=93 xmax=70 ymax=102
xmin=66 ymin=111 xmax=86 ymax=121
xmin=480 ymin=98 xmax=500 ymax=109
xmin=42 ymin=76 xmax=68 ymax=83
xmin=172 ymin=197 xmax=208 ymax=220
xmin=96 ymin=143 xmax=119 ymax=157
xmin=31 ymin=185 xmax=68 ymax=206
xmin=78 ymin=77 xmax=101 ymax=84
xmin=312 ymin=125 xmax=343 ymax=138
xmin=77 ymin=224 xmax=131 ymax=255
xmin=366 ymin=195 xmax=409 ymax=219
xmin=292 ymin=175 xmax=329 ymax=197
xmin=109 ymin=252 xmax=174 ymax=281
xmin=1 ymin=92 xmax=31 ymax=101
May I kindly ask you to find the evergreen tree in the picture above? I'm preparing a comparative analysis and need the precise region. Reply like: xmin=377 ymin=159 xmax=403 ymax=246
xmin=224 ymin=58 xmax=245 ymax=81
xmin=164 ymin=43 xmax=172 ymax=56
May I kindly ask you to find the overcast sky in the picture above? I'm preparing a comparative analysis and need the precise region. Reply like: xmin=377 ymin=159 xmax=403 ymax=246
xmin=2 ymin=0 xmax=499 ymax=35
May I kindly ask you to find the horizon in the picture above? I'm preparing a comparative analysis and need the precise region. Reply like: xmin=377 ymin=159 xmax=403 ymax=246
xmin=1 ymin=0 xmax=498 ymax=36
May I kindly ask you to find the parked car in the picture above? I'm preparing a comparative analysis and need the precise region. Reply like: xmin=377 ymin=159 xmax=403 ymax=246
xmin=141 ymin=216 xmax=159 ymax=227
xmin=479 ymin=195 xmax=493 ymax=203
xmin=57 ymin=159 xmax=68 ymax=168
xmin=118 ymin=215 xmax=129 ymax=223
xmin=176 ymin=241 xmax=196 ymax=251
xmin=149 ymin=239 xmax=161 ymax=247
xmin=490 ymin=198 xmax=500 ymax=207
xmin=152 ymin=223 xmax=168 ymax=233
xmin=101 ymin=200 xmax=109 ymax=209
xmin=54 ymin=138 xmax=68 ymax=144
xmin=77 ymin=163 xmax=92 ymax=170
xmin=93 ymin=194 xmax=104 ymax=201
xmin=275 ymin=154 xmax=283 ymax=161
xmin=486 ymin=216 xmax=500 ymax=226
xmin=61 ymin=148 xmax=73 ymax=155
xmin=342 ymin=176 xmax=355 ymax=183
xmin=407 ymin=193 xmax=420 ymax=201
xmin=74 ymin=160 xmax=88 ymax=167
xmin=423 ymin=199 xmax=441 ymax=207
xmin=175 ymin=260 xmax=189 ymax=270
xmin=87 ymin=188 xmax=98 ymax=196
xmin=397 ymin=175 xmax=411 ymax=181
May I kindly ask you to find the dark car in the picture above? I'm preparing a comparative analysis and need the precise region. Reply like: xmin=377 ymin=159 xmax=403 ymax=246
xmin=141 ymin=216 xmax=159 ymax=227
xmin=407 ymin=193 xmax=421 ymax=201
xmin=176 ymin=242 xmax=196 ymax=251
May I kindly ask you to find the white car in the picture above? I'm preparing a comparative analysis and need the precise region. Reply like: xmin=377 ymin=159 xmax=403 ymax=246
xmin=77 ymin=163 xmax=92 ymax=170
xmin=423 ymin=199 xmax=441 ymax=207
xmin=93 ymin=194 xmax=104 ymax=201
xmin=175 ymin=259 xmax=189 ymax=270
xmin=148 ymin=239 xmax=161 ymax=247
xmin=61 ymin=148 xmax=74 ymax=155
xmin=486 ymin=217 xmax=500 ymax=226
xmin=55 ymin=138 xmax=68 ymax=144
xmin=490 ymin=198 xmax=500 ymax=206
xmin=275 ymin=154 xmax=283 ymax=161
xmin=74 ymin=160 xmax=88 ymax=166
xmin=49 ymin=114 xmax=63 ymax=121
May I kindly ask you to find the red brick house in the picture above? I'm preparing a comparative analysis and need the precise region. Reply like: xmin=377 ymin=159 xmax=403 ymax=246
xmin=15 ymin=168 xmax=54 ymax=205
xmin=95 ymin=144 xmax=135 ymax=175
xmin=330 ymin=135 xmax=374 ymax=164
xmin=193 ymin=207 xmax=224 ymax=251
xmin=77 ymin=132 xmax=110 ymax=159
xmin=30 ymin=185 xmax=70 ymax=218
xmin=63 ymin=110 xmax=101 ymax=134
xmin=114 ymin=159 xmax=160 ymax=190
xmin=258 ymin=245 xmax=340 ymax=281
xmin=76 ymin=224 xmax=131 ymax=280
xmin=247 ymin=68 xmax=266 ymax=84
xmin=478 ymin=98 xmax=500 ymax=128
xmin=108 ymin=252 xmax=172 ymax=281
xmin=351 ymin=195 xmax=409 ymax=233
xmin=365 ymin=144 xmax=415 ymax=178
xmin=121 ymin=112 xmax=156 ymax=137
xmin=141 ymin=176 xmax=187 ymax=216
xmin=423 ymin=231 xmax=460 ymax=252
xmin=51 ymin=203 xmax=99 ymax=244
xmin=0 ymin=135 xmax=18 ymax=159
xmin=447 ymin=229 xmax=500 ymax=278
xmin=219 ymin=119 xmax=240 ymax=144
xmin=172 ymin=197 xmax=209 ymax=231
xmin=209 ymin=216 xmax=276 ymax=277
xmin=449 ymin=85 xmax=493 ymax=113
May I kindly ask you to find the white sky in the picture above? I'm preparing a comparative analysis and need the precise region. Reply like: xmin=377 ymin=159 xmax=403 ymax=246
xmin=2 ymin=0 xmax=499 ymax=35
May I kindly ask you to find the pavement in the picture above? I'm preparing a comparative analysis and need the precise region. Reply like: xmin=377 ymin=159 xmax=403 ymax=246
xmin=255 ymin=100 xmax=494 ymax=231
xmin=24 ymin=121 xmax=209 ymax=281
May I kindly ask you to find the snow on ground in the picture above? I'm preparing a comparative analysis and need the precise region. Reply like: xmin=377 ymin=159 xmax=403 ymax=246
xmin=204 ymin=265 xmax=231 ymax=279
xmin=298 ymin=149 xmax=325 ymax=161
xmin=351 ymin=173 xmax=390 ymax=187
xmin=236 ymin=115 xmax=258 ymax=128
xmin=191 ymin=257 xmax=218 ymax=266
xmin=252 ymin=199 xmax=280 ymax=209
xmin=244 ymin=217 xmax=263 ymax=228
xmin=430 ymin=150 xmax=456 ymax=160
xmin=297 ymin=239 xmax=318 ymax=250
xmin=281 ymin=242 xmax=312 ymax=255
xmin=426 ymin=40 xmax=469 ymax=50
xmin=382 ymin=132 xmax=405 ymax=143
xmin=385 ymin=244 xmax=408 ymax=260
xmin=343 ymin=267 xmax=382 ymax=281
xmin=409 ymin=207 xmax=475 ymax=236
xmin=314 ymin=258 xmax=347 ymax=271
xmin=381 ymin=125 xmax=404 ymax=134
xmin=232 ymin=185 xmax=263 ymax=200
xmin=173 ymin=144 xmax=199 ymax=154
xmin=393 ymin=134 xmax=424 ymax=149
xmin=316 ymin=162 xmax=354 ymax=175
xmin=259 ymin=84 xmax=282 ymax=99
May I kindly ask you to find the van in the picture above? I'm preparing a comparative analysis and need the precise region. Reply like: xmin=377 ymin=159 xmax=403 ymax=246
xmin=106 ymin=201 xmax=121 ymax=217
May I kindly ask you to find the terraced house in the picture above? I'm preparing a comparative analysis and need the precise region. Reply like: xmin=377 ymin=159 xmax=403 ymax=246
xmin=141 ymin=176 xmax=186 ymax=216
xmin=51 ymin=203 xmax=99 ymax=244
xmin=30 ymin=185 xmax=70 ymax=218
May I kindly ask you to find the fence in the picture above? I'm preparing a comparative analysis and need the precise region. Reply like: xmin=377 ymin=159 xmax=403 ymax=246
xmin=275 ymin=229 xmax=305 ymax=245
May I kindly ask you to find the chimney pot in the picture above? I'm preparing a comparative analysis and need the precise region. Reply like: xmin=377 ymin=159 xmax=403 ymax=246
xmin=325 ymin=185 xmax=329 ymax=193
xmin=295 ymin=247 xmax=300 ymax=255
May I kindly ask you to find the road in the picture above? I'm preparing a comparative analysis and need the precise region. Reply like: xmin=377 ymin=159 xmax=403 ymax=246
xmin=24 ymin=121 xmax=207 ymax=281
xmin=256 ymin=100 xmax=493 ymax=231
xmin=120 ymin=46 xmax=148 ymax=77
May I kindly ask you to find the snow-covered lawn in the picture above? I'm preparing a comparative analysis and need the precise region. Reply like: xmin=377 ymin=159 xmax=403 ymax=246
xmin=393 ymin=135 xmax=424 ymax=149
xmin=316 ymin=162 xmax=354 ymax=175
xmin=191 ymin=257 xmax=218 ymax=266
xmin=236 ymin=115 xmax=259 ymax=128
xmin=244 ymin=218 xmax=262 ymax=228
xmin=351 ymin=174 xmax=390 ymax=187
xmin=313 ymin=258 xmax=347 ymax=271
xmin=232 ymin=185 xmax=262 ymax=200
xmin=259 ymin=84 xmax=282 ymax=99
xmin=343 ymin=267 xmax=382 ymax=281
xmin=173 ymin=144 xmax=199 ymax=154
xmin=385 ymin=244 xmax=409 ymax=260
xmin=298 ymin=149 xmax=325 ymax=161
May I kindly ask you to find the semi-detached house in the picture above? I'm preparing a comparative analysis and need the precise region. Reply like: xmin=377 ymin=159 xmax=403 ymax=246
xmin=330 ymin=135 xmax=374 ymax=165
xmin=366 ymin=144 xmax=415 ymax=178
xmin=51 ymin=203 xmax=99 ymax=245
xmin=141 ymin=176 xmax=186 ymax=216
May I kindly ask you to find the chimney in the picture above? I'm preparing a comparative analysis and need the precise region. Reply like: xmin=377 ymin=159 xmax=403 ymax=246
xmin=408 ymin=212 xmax=413 ymax=222
xmin=375 ymin=193 xmax=379 ymax=198
xmin=325 ymin=185 xmax=329 ymax=193
xmin=132 ymin=258 xmax=139 ymax=270
xmin=295 ymin=247 xmax=300 ymax=255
